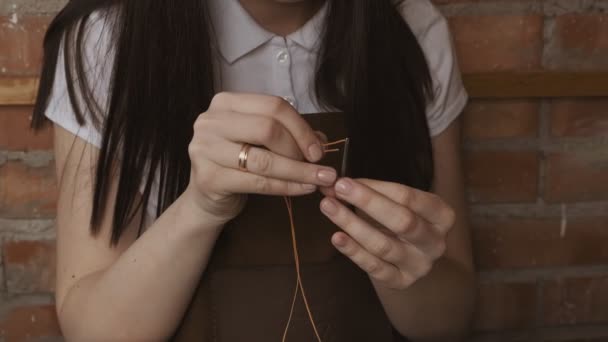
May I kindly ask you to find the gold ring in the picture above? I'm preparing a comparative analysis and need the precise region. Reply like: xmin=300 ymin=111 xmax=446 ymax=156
xmin=238 ymin=143 xmax=252 ymax=172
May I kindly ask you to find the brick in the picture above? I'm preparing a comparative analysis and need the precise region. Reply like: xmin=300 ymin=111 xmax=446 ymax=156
xmin=545 ymin=151 xmax=608 ymax=202
xmin=546 ymin=14 xmax=608 ymax=70
xmin=0 ymin=161 xmax=57 ymax=218
xmin=473 ymin=282 xmax=537 ymax=331
xmin=0 ymin=106 xmax=53 ymax=150
xmin=463 ymin=100 xmax=539 ymax=141
xmin=449 ymin=15 xmax=543 ymax=73
xmin=3 ymin=240 xmax=56 ymax=293
xmin=473 ymin=217 xmax=608 ymax=270
xmin=0 ymin=253 xmax=4 ymax=293
xmin=0 ymin=15 xmax=51 ymax=75
xmin=542 ymin=275 xmax=608 ymax=326
xmin=551 ymin=99 xmax=608 ymax=137
xmin=0 ymin=304 xmax=61 ymax=340
xmin=465 ymin=151 xmax=539 ymax=203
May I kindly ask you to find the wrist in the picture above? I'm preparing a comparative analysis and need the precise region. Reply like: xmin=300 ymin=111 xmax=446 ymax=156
xmin=170 ymin=187 xmax=226 ymax=238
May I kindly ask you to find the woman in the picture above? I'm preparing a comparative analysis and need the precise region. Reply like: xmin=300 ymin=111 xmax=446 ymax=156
xmin=33 ymin=0 xmax=476 ymax=340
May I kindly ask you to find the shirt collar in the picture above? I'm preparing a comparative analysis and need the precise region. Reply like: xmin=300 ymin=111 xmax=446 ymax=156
xmin=286 ymin=1 xmax=329 ymax=52
xmin=209 ymin=0 xmax=329 ymax=64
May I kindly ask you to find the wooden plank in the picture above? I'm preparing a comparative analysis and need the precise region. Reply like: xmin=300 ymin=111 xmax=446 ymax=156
xmin=464 ymin=71 xmax=608 ymax=99
xmin=0 ymin=72 xmax=607 ymax=105
xmin=0 ymin=77 xmax=39 ymax=105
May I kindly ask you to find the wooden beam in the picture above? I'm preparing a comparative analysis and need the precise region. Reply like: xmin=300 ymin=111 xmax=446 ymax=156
xmin=1 ymin=72 xmax=607 ymax=105
xmin=0 ymin=77 xmax=39 ymax=106
xmin=464 ymin=71 xmax=608 ymax=99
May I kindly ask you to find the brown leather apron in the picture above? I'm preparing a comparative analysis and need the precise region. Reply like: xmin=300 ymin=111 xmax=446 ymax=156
xmin=171 ymin=113 xmax=407 ymax=341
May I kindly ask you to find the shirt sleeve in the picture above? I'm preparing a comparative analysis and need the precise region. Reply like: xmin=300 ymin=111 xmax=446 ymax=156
xmin=399 ymin=0 xmax=468 ymax=137
xmin=44 ymin=11 xmax=115 ymax=148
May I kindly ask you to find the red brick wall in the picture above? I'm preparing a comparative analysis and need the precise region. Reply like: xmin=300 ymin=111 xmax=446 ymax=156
xmin=1 ymin=0 xmax=607 ymax=340
xmin=446 ymin=0 xmax=608 ymax=340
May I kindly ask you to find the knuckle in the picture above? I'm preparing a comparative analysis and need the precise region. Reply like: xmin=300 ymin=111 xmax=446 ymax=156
xmin=250 ymin=150 xmax=273 ymax=174
xmin=193 ymin=114 xmax=205 ymax=130
xmin=442 ymin=206 xmax=457 ymax=231
xmin=283 ymin=181 xmax=296 ymax=194
xmin=366 ymin=261 xmax=382 ymax=276
xmin=188 ymin=136 xmax=212 ymax=159
xmin=417 ymin=259 xmax=433 ymax=278
xmin=288 ymin=182 xmax=308 ymax=195
xmin=193 ymin=116 xmax=217 ymax=136
xmin=253 ymin=175 xmax=270 ymax=193
xmin=394 ymin=209 xmax=413 ymax=234
xmin=433 ymin=240 xmax=447 ymax=259
xmin=288 ymin=181 xmax=305 ymax=194
xmin=188 ymin=139 xmax=199 ymax=155
xmin=189 ymin=133 xmax=214 ymax=157
xmin=267 ymin=96 xmax=288 ymax=114
xmin=210 ymin=92 xmax=231 ymax=108
xmin=357 ymin=190 xmax=373 ymax=208
xmin=187 ymin=142 xmax=200 ymax=161
xmin=392 ymin=275 xmax=413 ymax=290
xmin=260 ymin=118 xmax=282 ymax=143
xmin=397 ymin=188 xmax=413 ymax=206
xmin=371 ymin=240 xmax=393 ymax=258
xmin=277 ymin=181 xmax=290 ymax=194
xmin=376 ymin=269 xmax=398 ymax=285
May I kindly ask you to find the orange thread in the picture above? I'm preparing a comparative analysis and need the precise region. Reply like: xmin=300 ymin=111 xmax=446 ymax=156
xmin=281 ymin=139 xmax=347 ymax=342
xmin=323 ymin=138 xmax=348 ymax=146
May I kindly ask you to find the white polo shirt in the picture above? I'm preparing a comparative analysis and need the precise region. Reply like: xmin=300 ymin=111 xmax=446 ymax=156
xmin=45 ymin=0 xmax=468 ymax=219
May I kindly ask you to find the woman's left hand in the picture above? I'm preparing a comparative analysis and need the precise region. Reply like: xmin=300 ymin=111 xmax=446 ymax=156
xmin=319 ymin=178 xmax=456 ymax=290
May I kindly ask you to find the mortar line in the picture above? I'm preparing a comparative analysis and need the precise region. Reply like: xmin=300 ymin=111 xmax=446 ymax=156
xmin=479 ymin=265 xmax=608 ymax=283
xmin=472 ymin=323 xmax=608 ymax=341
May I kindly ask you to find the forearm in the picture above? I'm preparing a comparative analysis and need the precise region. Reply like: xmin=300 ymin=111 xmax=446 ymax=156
xmin=58 ymin=190 xmax=223 ymax=341
xmin=372 ymin=257 xmax=476 ymax=341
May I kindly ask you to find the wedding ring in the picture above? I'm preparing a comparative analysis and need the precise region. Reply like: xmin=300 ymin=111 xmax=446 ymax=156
xmin=238 ymin=143 xmax=252 ymax=172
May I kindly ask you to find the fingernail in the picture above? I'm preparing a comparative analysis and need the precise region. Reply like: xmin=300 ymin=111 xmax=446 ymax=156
xmin=308 ymin=143 xmax=323 ymax=161
xmin=318 ymin=169 xmax=337 ymax=184
xmin=333 ymin=234 xmax=347 ymax=247
xmin=321 ymin=198 xmax=338 ymax=215
xmin=336 ymin=179 xmax=352 ymax=195
xmin=302 ymin=184 xmax=316 ymax=191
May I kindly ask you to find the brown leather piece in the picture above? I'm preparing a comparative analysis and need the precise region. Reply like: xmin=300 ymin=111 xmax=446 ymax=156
xmin=171 ymin=113 xmax=400 ymax=341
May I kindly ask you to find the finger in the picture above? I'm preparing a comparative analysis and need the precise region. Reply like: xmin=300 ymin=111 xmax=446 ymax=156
xmin=209 ymin=92 xmax=324 ymax=162
xmin=319 ymin=186 xmax=335 ymax=198
xmin=355 ymin=178 xmax=455 ymax=234
xmin=210 ymin=139 xmax=337 ymax=186
xmin=315 ymin=130 xmax=328 ymax=144
xmin=331 ymin=232 xmax=413 ymax=290
xmin=334 ymin=229 xmax=437 ymax=279
xmin=203 ymin=111 xmax=303 ymax=160
xmin=333 ymin=178 xmax=444 ymax=256
xmin=320 ymin=197 xmax=407 ymax=265
xmin=214 ymin=167 xmax=318 ymax=196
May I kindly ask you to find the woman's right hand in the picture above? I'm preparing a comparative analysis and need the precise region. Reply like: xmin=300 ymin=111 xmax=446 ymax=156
xmin=185 ymin=92 xmax=336 ymax=226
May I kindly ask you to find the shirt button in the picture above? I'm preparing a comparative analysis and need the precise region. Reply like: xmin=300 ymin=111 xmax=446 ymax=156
xmin=276 ymin=50 xmax=289 ymax=63
xmin=282 ymin=96 xmax=296 ymax=107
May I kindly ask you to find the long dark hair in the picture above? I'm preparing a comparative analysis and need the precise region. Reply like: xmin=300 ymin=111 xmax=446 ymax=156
xmin=32 ymin=0 xmax=434 ymax=246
